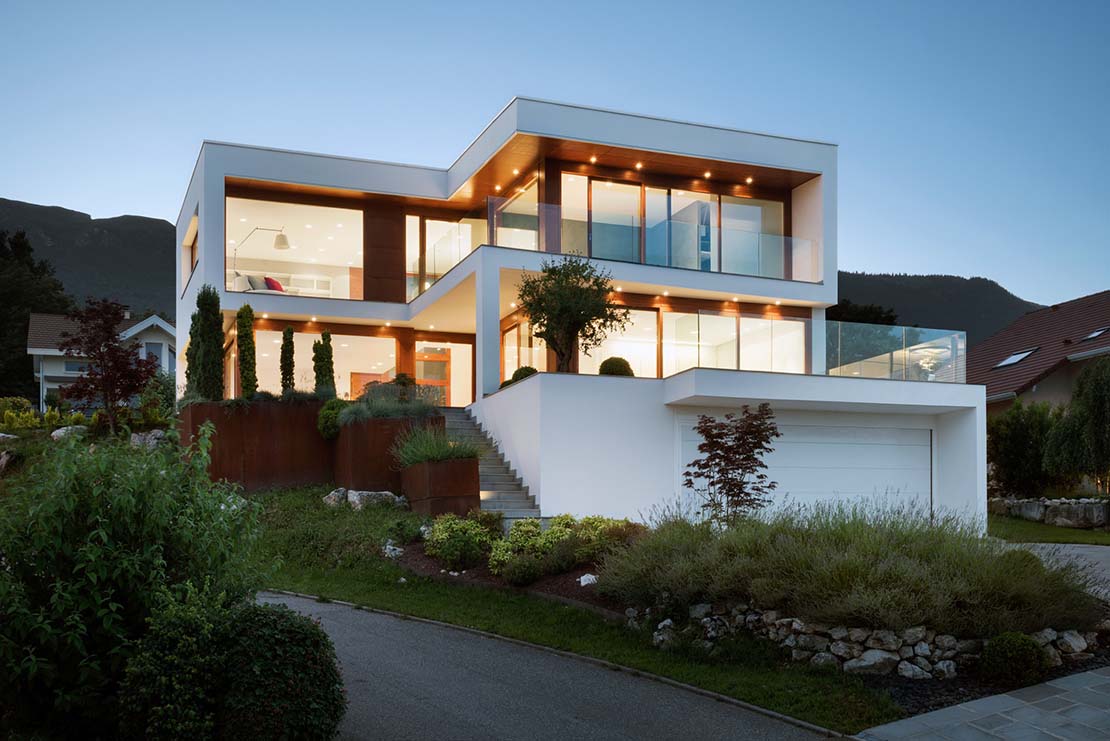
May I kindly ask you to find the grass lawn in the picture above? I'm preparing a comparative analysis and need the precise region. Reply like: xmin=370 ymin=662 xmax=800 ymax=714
xmin=255 ymin=486 xmax=902 ymax=734
xmin=989 ymin=514 xmax=1110 ymax=546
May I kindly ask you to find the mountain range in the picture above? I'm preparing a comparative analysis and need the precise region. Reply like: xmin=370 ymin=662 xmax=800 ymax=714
xmin=0 ymin=197 xmax=1041 ymax=344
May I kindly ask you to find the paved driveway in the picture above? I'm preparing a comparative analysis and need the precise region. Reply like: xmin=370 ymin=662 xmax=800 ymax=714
xmin=1027 ymin=543 xmax=1110 ymax=596
xmin=261 ymin=592 xmax=822 ymax=741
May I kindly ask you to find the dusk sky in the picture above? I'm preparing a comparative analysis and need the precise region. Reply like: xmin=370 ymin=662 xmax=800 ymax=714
xmin=1 ymin=0 xmax=1106 ymax=306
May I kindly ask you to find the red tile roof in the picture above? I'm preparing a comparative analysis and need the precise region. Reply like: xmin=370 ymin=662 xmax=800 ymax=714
xmin=967 ymin=290 xmax=1110 ymax=399
xmin=26 ymin=313 xmax=170 ymax=351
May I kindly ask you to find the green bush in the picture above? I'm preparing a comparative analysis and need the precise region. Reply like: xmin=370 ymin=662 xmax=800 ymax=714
xmin=2 ymin=408 xmax=39 ymax=430
xmin=488 ymin=514 xmax=642 ymax=576
xmin=317 ymin=398 xmax=348 ymax=440
xmin=596 ymin=502 xmax=1104 ymax=636
xmin=338 ymin=397 xmax=439 ymax=425
xmin=980 ymin=632 xmax=1047 ymax=686
xmin=598 ymin=356 xmax=634 ymax=376
xmin=502 ymin=554 xmax=545 ymax=586
xmin=392 ymin=426 xmax=480 ymax=468
xmin=218 ymin=603 xmax=346 ymax=740
xmin=119 ymin=584 xmax=227 ymax=740
xmin=0 ymin=424 xmax=262 ymax=734
xmin=0 ymin=396 xmax=32 ymax=416
xmin=425 ymin=514 xmax=494 ymax=570
xmin=466 ymin=509 xmax=504 ymax=540
xmin=500 ymin=365 xmax=538 ymax=389
xmin=987 ymin=401 xmax=1060 ymax=497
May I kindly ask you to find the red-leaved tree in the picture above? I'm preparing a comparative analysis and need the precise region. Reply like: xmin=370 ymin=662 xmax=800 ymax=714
xmin=60 ymin=299 xmax=158 ymax=434
xmin=684 ymin=404 xmax=782 ymax=524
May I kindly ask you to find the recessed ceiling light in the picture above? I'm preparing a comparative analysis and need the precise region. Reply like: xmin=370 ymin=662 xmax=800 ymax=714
xmin=775 ymin=301 xmax=782 ymax=306
xmin=318 ymin=248 xmax=326 ymax=252
xmin=272 ymin=339 xmax=280 ymax=344
xmin=429 ymin=325 xmax=435 ymax=329
xmin=305 ymin=224 xmax=313 ymax=229
xmin=239 ymin=217 xmax=247 ymax=222
xmin=495 ymin=185 xmax=501 ymax=192
xmin=385 ymin=321 xmax=392 ymax=327
xmin=336 ymin=223 xmax=343 ymax=228
xmin=732 ymin=297 xmax=739 ymax=302
xmin=635 ymin=162 xmax=643 ymax=170
xmin=704 ymin=171 xmax=712 ymax=178
xmin=675 ymin=190 xmax=685 ymax=196
xmin=590 ymin=156 xmax=598 ymax=164
xmin=340 ymin=343 xmax=349 ymax=348
xmin=310 ymin=316 xmax=317 ymax=322
xmin=663 ymin=290 xmax=670 ymax=296
xmin=227 ymin=239 xmax=236 ymax=245
xmin=261 ymin=313 xmax=269 ymax=319
xmin=745 ymin=176 xmax=754 ymax=184
xmin=346 ymin=261 xmax=353 ymax=266
xmin=327 ymin=236 xmax=334 ymax=240
xmin=261 ymin=353 xmax=269 ymax=358
xmin=615 ymin=286 xmax=623 ymax=292
xmin=512 ymin=168 xmax=520 ymax=175
xmin=510 ymin=301 xmax=517 ymax=308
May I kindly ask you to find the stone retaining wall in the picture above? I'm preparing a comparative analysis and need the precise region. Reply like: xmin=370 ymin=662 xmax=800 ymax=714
xmin=989 ymin=497 xmax=1110 ymax=529
xmin=631 ymin=601 xmax=1107 ymax=681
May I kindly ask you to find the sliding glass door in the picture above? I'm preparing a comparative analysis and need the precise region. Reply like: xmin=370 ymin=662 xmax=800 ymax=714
xmin=589 ymin=180 xmax=640 ymax=263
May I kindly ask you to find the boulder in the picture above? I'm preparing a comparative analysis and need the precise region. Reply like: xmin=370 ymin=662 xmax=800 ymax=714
xmin=810 ymin=652 xmax=839 ymax=670
xmin=829 ymin=626 xmax=850 ymax=641
xmin=914 ymin=641 xmax=931 ymax=657
xmin=913 ymin=656 xmax=933 ymax=673
xmin=796 ymin=634 xmax=830 ymax=652
xmin=900 ymin=626 xmax=927 ymax=645
xmin=652 ymin=619 xmax=676 ymax=648
xmin=933 ymin=660 xmax=958 ymax=679
xmin=579 ymin=573 xmax=598 ymax=587
xmin=1045 ymin=501 xmax=1110 ymax=529
xmin=381 ymin=539 xmax=404 ymax=559
xmin=866 ymin=630 xmax=902 ymax=651
xmin=830 ymin=641 xmax=859 ymax=659
xmin=843 ymin=649 xmax=900 ymax=675
xmin=987 ymin=498 xmax=1012 ymax=516
xmin=129 ymin=429 xmax=166 ymax=449
xmin=50 ymin=425 xmax=87 ymax=441
xmin=347 ymin=489 xmax=405 ymax=510
xmin=848 ymin=628 xmax=872 ymax=643
xmin=935 ymin=634 xmax=958 ymax=651
xmin=323 ymin=488 xmax=347 ymax=507
xmin=897 ymin=660 xmax=932 ymax=680
xmin=1056 ymin=631 xmax=1088 ymax=654
xmin=898 ymin=646 xmax=915 ymax=659
xmin=1014 ymin=500 xmax=1047 ymax=522
xmin=1063 ymin=652 xmax=1094 ymax=665
xmin=791 ymin=649 xmax=814 ymax=662
xmin=1029 ymin=628 xmax=1057 ymax=646
xmin=689 ymin=603 xmax=713 ymax=620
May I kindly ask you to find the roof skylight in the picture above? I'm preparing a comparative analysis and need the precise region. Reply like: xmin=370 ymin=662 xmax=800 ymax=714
xmin=1082 ymin=327 xmax=1109 ymax=341
xmin=994 ymin=348 xmax=1037 ymax=368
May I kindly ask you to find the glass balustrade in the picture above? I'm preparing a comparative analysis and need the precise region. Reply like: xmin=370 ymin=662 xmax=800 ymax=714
xmin=826 ymin=322 xmax=966 ymax=383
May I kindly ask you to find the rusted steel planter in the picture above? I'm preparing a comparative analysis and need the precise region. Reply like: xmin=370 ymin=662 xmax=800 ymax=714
xmin=402 ymin=457 xmax=480 ymax=516
xmin=334 ymin=415 xmax=444 ymax=494
xmin=178 ymin=400 xmax=330 ymax=491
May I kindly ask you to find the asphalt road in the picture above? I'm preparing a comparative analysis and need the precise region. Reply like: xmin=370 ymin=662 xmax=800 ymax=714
xmin=261 ymin=592 xmax=822 ymax=741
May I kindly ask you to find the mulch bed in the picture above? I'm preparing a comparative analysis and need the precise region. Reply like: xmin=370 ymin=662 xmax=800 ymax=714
xmin=396 ymin=542 xmax=626 ymax=616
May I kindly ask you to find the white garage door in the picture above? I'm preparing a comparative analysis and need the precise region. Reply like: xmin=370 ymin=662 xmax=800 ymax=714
xmin=678 ymin=419 xmax=932 ymax=510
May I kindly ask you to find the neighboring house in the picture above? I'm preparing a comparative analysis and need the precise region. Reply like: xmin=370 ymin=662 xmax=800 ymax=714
xmin=174 ymin=97 xmax=985 ymax=522
xmin=27 ymin=311 xmax=176 ymax=410
xmin=968 ymin=290 xmax=1110 ymax=417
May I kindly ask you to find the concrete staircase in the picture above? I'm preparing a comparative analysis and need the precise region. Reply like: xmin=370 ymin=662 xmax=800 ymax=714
xmin=439 ymin=408 xmax=540 ymax=524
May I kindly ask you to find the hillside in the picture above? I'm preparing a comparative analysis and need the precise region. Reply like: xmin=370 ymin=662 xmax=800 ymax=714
xmin=0 ymin=198 xmax=175 ymax=317
xmin=837 ymin=271 xmax=1041 ymax=345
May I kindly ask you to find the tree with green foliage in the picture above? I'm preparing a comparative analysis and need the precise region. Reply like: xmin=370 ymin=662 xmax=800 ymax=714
xmin=280 ymin=326 xmax=295 ymax=392
xmin=1044 ymin=404 xmax=1092 ymax=489
xmin=826 ymin=299 xmax=898 ymax=325
xmin=987 ymin=400 xmax=1059 ymax=498
xmin=0 ymin=230 xmax=74 ymax=399
xmin=184 ymin=310 xmax=200 ymax=396
xmin=1073 ymin=357 xmax=1110 ymax=492
xmin=235 ymin=305 xmax=257 ymax=398
xmin=516 ymin=256 xmax=630 ymax=372
xmin=193 ymin=286 xmax=224 ymax=401
xmin=312 ymin=331 xmax=335 ymax=398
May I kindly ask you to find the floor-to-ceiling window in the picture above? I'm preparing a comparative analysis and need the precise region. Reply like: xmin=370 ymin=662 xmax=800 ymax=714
xmin=721 ymin=196 xmax=785 ymax=279
xmin=589 ymin=180 xmax=641 ymax=263
xmin=501 ymin=320 xmax=547 ymax=382
xmin=493 ymin=179 xmax=540 ymax=250
xmin=406 ymin=213 xmax=484 ymax=300
xmin=415 ymin=341 xmax=473 ymax=407
xmin=560 ymin=174 xmax=589 ymax=256
xmin=254 ymin=330 xmax=396 ymax=399
xmin=578 ymin=309 xmax=658 ymax=377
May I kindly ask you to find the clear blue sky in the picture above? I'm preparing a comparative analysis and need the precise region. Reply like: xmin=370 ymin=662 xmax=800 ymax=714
xmin=2 ymin=0 xmax=1106 ymax=305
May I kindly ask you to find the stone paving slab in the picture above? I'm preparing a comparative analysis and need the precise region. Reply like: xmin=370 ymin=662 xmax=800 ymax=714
xmin=859 ymin=669 xmax=1110 ymax=740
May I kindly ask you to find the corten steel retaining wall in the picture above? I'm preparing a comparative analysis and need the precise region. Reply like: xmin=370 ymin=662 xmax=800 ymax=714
xmin=334 ymin=416 xmax=444 ymax=494
xmin=402 ymin=458 xmax=480 ymax=516
xmin=179 ymin=401 xmax=332 ymax=491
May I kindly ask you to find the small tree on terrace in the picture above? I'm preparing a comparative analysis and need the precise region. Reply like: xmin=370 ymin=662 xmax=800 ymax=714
xmin=236 ymin=304 xmax=257 ymax=397
xmin=280 ymin=326 xmax=295 ymax=392
xmin=59 ymin=299 xmax=158 ymax=434
xmin=684 ymin=404 xmax=782 ymax=525
xmin=516 ymin=256 xmax=630 ymax=372
xmin=312 ymin=331 xmax=335 ymax=398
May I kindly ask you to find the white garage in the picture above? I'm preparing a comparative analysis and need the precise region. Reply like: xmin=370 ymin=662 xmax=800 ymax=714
xmin=677 ymin=412 xmax=934 ymax=511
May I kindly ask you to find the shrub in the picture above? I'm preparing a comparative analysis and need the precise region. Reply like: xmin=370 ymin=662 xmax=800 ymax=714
xmin=488 ymin=514 xmax=641 ymax=576
xmin=338 ymin=397 xmax=438 ymax=425
xmin=980 ymin=632 xmax=1047 ymax=687
xmin=598 ymin=356 xmax=634 ymax=376
xmin=0 ymin=396 xmax=32 ymax=416
xmin=502 ymin=554 xmax=545 ymax=586
xmin=312 ymin=331 xmax=336 ymax=399
xmin=218 ymin=603 xmax=346 ymax=740
xmin=192 ymin=286 xmax=224 ymax=401
xmin=0 ymin=424 xmax=262 ymax=734
xmin=467 ymin=509 xmax=504 ymax=540
xmin=140 ymin=372 xmax=177 ymax=426
xmin=280 ymin=326 xmax=296 ymax=393
xmin=3 ymin=408 xmax=39 ymax=430
xmin=500 ymin=365 xmax=537 ymax=389
xmin=119 ymin=584 xmax=228 ymax=740
xmin=425 ymin=514 xmax=494 ymax=570
xmin=42 ymin=406 xmax=61 ymax=429
xmin=597 ymin=502 xmax=1104 ymax=636
xmin=317 ymin=398 xmax=347 ymax=440
xmin=235 ymin=305 xmax=257 ymax=398
xmin=392 ymin=426 xmax=480 ymax=468
xmin=988 ymin=400 xmax=1059 ymax=497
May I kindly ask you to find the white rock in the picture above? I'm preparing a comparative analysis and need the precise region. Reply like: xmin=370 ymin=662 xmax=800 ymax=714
xmin=933 ymin=660 xmax=958 ymax=679
xmin=689 ymin=603 xmax=712 ymax=619
xmin=323 ymin=488 xmax=347 ymax=507
xmin=347 ymin=489 xmax=404 ymax=510
xmin=1043 ymin=645 xmax=1063 ymax=667
xmin=843 ymin=649 xmax=900 ymax=675
xmin=50 ymin=425 xmax=87 ymax=441
xmin=829 ymin=626 xmax=850 ymax=641
xmin=810 ymin=652 xmax=840 ymax=669
xmin=397 ymin=577 xmax=407 ymax=584
xmin=0 ymin=432 xmax=17 ymax=440
xmin=914 ymin=641 xmax=931 ymax=657
xmin=129 ymin=429 xmax=166 ymax=449
xmin=578 ymin=573 xmax=598 ymax=587
xmin=420 ymin=523 xmax=433 ymax=540
xmin=1056 ymin=630 xmax=1088 ymax=654
xmin=830 ymin=640 xmax=859 ymax=659
xmin=900 ymin=626 xmax=927 ymax=644
xmin=866 ymin=630 xmax=902 ymax=651
xmin=935 ymin=634 xmax=958 ymax=651
xmin=897 ymin=660 xmax=932 ymax=680
xmin=448 ymin=570 xmax=459 ymax=577
xmin=381 ymin=539 xmax=404 ymax=559
xmin=1030 ymin=628 xmax=1058 ymax=646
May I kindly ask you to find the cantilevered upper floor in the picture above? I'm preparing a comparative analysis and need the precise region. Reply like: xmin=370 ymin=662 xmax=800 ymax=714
xmin=175 ymin=98 xmax=838 ymax=317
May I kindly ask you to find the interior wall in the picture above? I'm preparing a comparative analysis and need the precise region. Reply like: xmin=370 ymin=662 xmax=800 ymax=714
xmin=790 ymin=176 xmax=823 ymax=284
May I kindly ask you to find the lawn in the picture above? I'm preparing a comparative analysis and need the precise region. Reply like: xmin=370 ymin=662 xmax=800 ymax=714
xmin=989 ymin=513 xmax=1110 ymax=546
xmin=254 ymin=486 xmax=902 ymax=734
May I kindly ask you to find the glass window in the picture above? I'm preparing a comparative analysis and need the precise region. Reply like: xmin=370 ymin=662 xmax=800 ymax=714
xmin=145 ymin=342 xmax=162 ymax=365
xmin=589 ymin=180 xmax=640 ymax=263
xmin=578 ymin=309 xmax=658 ymax=378
xmin=416 ymin=341 xmax=472 ymax=407
xmin=662 ymin=312 xmax=700 ymax=376
xmin=721 ymin=197 xmax=785 ymax=279
xmin=63 ymin=360 xmax=89 ymax=374
xmin=644 ymin=187 xmax=669 ymax=267
xmin=502 ymin=326 xmax=520 ymax=381
xmin=168 ymin=347 xmax=177 ymax=376
xmin=560 ymin=174 xmax=588 ymax=256
xmin=697 ymin=313 xmax=737 ymax=369
xmin=253 ymin=330 xmax=395 ymax=400
xmin=771 ymin=318 xmax=807 ymax=374
xmin=501 ymin=321 xmax=547 ymax=382
xmin=405 ymin=215 xmax=421 ymax=300
xmin=225 ymin=197 xmax=363 ymax=300
xmin=671 ymin=191 xmax=718 ymax=272
xmin=425 ymin=220 xmax=474 ymax=284
xmin=495 ymin=180 xmax=539 ymax=250
xmin=739 ymin=316 xmax=773 ymax=371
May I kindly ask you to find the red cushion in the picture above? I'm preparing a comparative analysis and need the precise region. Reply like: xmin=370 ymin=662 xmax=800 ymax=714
xmin=264 ymin=276 xmax=284 ymax=292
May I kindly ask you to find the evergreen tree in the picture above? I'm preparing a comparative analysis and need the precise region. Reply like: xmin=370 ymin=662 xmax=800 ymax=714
xmin=312 ymin=331 xmax=335 ymax=398
xmin=194 ymin=285 xmax=224 ymax=401
xmin=0 ymin=230 xmax=74 ymax=399
xmin=184 ymin=310 xmax=200 ymax=396
xmin=235 ymin=305 xmax=257 ymax=397
xmin=280 ymin=326 xmax=295 ymax=392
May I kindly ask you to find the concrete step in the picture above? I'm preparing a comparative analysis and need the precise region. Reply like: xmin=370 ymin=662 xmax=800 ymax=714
xmin=485 ymin=507 xmax=541 ymax=518
xmin=479 ymin=480 xmax=529 ymax=491
xmin=479 ymin=473 xmax=521 ymax=484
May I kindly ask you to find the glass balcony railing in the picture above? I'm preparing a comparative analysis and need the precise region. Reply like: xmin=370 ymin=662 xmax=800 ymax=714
xmin=826 ymin=321 xmax=966 ymax=383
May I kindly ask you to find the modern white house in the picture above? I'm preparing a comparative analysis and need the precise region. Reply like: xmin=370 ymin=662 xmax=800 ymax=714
xmin=174 ymin=97 xmax=985 ymax=522
xmin=27 ymin=311 xmax=176 ymax=410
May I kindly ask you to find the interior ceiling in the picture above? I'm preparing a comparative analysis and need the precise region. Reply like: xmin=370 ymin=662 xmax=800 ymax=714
xmin=226 ymin=133 xmax=820 ymax=213
xmin=225 ymin=197 xmax=363 ymax=268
